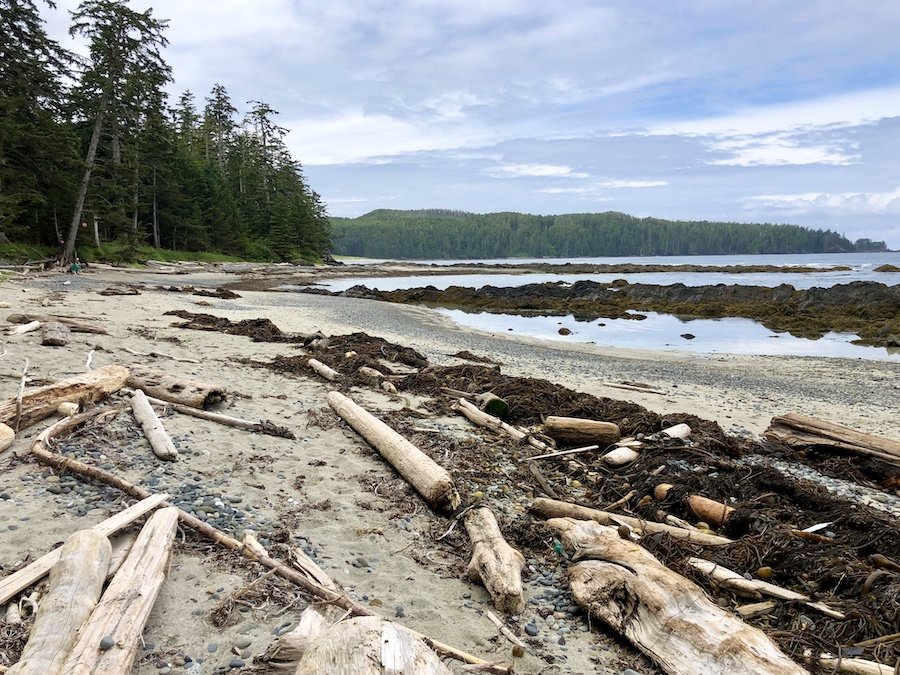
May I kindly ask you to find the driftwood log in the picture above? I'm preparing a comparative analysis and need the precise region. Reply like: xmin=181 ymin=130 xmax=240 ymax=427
xmin=308 ymin=358 xmax=340 ymax=382
xmin=7 ymin=321 xmax=41 ymax=337
xmin=40 ymin=321 xmax=70 ymax=347
xmin=543 ymin=416 xmax=620 ymax=446
xmin=548 ymin=518 xmax=807 ymax=675
xmin=0 ymin=423 xmax=13 ymax=453
xmin=452 ymin=398 xmax=550 ymax=452
xmin=126 ymin=366 xmax=225 ymax=409
xmin=530 ymin=497 xmax=732 ymax=546
xmin=327 ymin=391 xmax=460 ymax=512
xmin=7 ymin=314 xmax=107 ymax=335
xmin=61 ymin=507 xmax=179 ymax=674
xmin=296 ymin=616 xmax=453 ymax=675
xmin=258 ymin=606 xmax=337 ymax=673
xmin=0 ymin=492 xmax=167 ymax=606
xmin=765 ymin=413 xmax=900 ymax=467
xmin=0 ymin=364 xmax=128 ymax=431
xmin=129 ymin=389 xmax=178 ymax=460
xmin=464 ymin=507 xmax=525 ymax=614
xmin=654 ymin=484 xmax=736 ymax=526
xmin=7 ymin=531 xmax=111 ymax=675
xmin=28 ymin=410 xmax=504 ymax=672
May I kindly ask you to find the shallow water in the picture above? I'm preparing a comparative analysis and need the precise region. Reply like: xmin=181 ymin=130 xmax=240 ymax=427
xmin=437 ymin=309 xmax=900 ymax=362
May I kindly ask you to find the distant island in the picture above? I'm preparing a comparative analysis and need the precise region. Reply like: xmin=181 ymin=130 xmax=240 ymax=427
xmin=331 ymin=209 xmax=889 ymax=259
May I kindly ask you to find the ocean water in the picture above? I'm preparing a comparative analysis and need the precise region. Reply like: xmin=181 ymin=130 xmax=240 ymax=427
xmin=312 ymin=252 xmax=900 ymax=360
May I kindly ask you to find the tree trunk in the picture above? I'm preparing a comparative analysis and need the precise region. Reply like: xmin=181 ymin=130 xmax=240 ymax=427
xmin=530 ymin=497 xmax=732 ymax=546
xmin=60 ymin=508 xmax=180 ymax=674
xmin=65 ymin=103 xmax=106 ymax=264
xmin=327 ymin=391 xmax=460 ymax=512
xmin=129 ymin=389 xmax=178 ymax=460
xmin=125 ymin=366 xmax=226 ymax=409
xmin=151 ymin=170 xmax=159 ymax=248
xmin=295 ymin=616 xmax=452 ymax=675
xmin=547 ymin=518 xmax=807 ymax=675
xmin=40 ymin=322 xmax=71 ymax=347
xmin=464 ymin=507 xmax=525 ymax=614
xmin=7 ymin=531 xmax=112 ymax=675
xmin=0 ymin=364 xmax=129 ymax=431
xmin=0 ymin=493 xmax=167 ymax=606
xmin=543 ymin=416 xmax=620 ymax=446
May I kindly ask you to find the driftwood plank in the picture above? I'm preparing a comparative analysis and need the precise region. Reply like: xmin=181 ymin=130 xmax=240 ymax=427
xmin=8 ymin=531 xmax=111 ymax=674
xmin=60 ymin=507 xmax=180 ymax=674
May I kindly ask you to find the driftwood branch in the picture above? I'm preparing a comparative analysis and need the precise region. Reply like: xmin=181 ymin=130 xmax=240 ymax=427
xmin=129 ymin=389 xmax=178 ymax=460
xmin=530 ymin=497 xmax=732 ymax=546
xmin=452 ymin=398 xmax=550 ymax=452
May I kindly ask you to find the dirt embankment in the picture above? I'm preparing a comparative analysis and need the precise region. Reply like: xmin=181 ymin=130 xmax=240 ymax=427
xmin=322 ymin=280 xmax=900 ymax=347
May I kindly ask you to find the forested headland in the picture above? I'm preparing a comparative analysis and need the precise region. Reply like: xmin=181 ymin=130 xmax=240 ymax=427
xmin=1 ymin=0 xmax=330 ymax=264
xmin=332 ymin=209 xmax=888 ymax=260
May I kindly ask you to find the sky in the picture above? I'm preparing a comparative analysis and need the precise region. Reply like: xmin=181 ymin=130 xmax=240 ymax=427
xmin=40 ymin=1 xmax=900 ymax=247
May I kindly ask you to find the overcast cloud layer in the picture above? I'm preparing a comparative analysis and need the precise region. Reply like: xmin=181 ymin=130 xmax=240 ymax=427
xmin=42 ymin=1 xmax=900 ymax=247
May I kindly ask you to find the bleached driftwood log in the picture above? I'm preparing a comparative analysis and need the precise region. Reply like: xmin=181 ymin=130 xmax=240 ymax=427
xmin=0 ymin=423 xmax=13 ymax=453
xmin=464 ymin=507 xmax=525 ymax=614
xmin=0 ymin=364 xmax=128 ymax=431
xmin=8 ymin=531 xmax=112 ymax=675
xmin=129 ymin=389 xmax=178 ymax=460
xmin=40 ymin=321 xmax=70 ymax=347
xmin=328 ymin=391 xmax=460 ymax=512
xmin=547 ymin=518 xmax=807 ymax=675
xmin=7 ymin=321 xmax=41 ymax=337
xmin=543 ymin=416 xmax=620 ymax=446
xmin=308 ymin=358 xmax=340 ymax=381
xmin=126 ymin=366 xmax=225 ymax=409
xmin=7 ymin=314 xmax=107 ymax=334
xmin=654 ymin=484 xmax=736 ymax=526
xmin=452 ymin=398 xmax=550 ymax=452
xmin=0 ymin=493 xmax=167 ymax=605
xmin=258 ymin=606 xmax=335 ymax=673
xmin=60 ymin=507 xmax=179 ymax=674
xmin=295 ymin=616 xmax=453 ymax=675
xmin=765 ymin=413 xmax=900 ymax=467
xmin=530 ymin=497 xmax=732 ymax=546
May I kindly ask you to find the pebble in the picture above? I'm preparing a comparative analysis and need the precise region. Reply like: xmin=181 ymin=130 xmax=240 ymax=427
xmin=99 ymin=635 xmax=115 ymax=650
xmin=395 ymin=605 xmax=405 ymax=618
xmin=207 ymin=642 xmax=218 ymax=653
xmin=234 ymin=637 xmax=252 ymax=649
xmin=228 ymin=658 xmax=245 ymax=669
xmin=524 ymin=623 xmax=539 ymax=637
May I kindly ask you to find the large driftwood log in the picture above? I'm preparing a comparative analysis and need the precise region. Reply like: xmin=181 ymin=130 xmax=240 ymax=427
xmin=60 ymin=507 xmax=180 ymax=674
xmin=0 ymin=364 xmax=128 ymax=431
xmin=8 ymin=531 xmax=112 ymax=675
xmin=29 ymin=410 xmax=506 ymax=673
xmin=464 ymin=507 xmax=525 ymax=614
xmin=530 ymin=497 xmax=732 ymax=546
xmin=543 ymin=416 xmax=620 ymax=446
xmin=547 ymin=518 xmax=807 ymax=675
xmin=129 ymin=389 xmax=178 ymax=460
xmin=40 ymin=321 xmax=71 ymax=347
xmin=765 ymin=413 xmax=900 ymax=467
xmin=126 ymin=366 xmax=225 ymax=409
xmin=0 ymin=492 xmax=167 ymax=606
xmin=7 ymin=314 xmax=107 ymax=335
xmin=328 ymin=391 xmax=460 ymax=512
xmin=296 ymin=616 xmax=453 ymax=675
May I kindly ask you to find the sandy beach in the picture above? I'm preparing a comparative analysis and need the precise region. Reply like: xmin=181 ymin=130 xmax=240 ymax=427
xmin=1 ymin=267 xmax=898 ymax=674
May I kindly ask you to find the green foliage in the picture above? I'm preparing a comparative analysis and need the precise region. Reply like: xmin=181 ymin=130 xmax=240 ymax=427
xmin=331 ymin=209 xmax=864 ymax=259
xmin=0 ymin=1 xmax=331 ymax=263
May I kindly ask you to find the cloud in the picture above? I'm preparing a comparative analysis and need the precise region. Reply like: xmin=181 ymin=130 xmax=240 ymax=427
xmin=746 ymin=187 xmax=900 ymax=215
xmin=598 ymin=179 xmax=669 ymax=188
xmin=484 ymin=164 xmax=589 ymax=179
